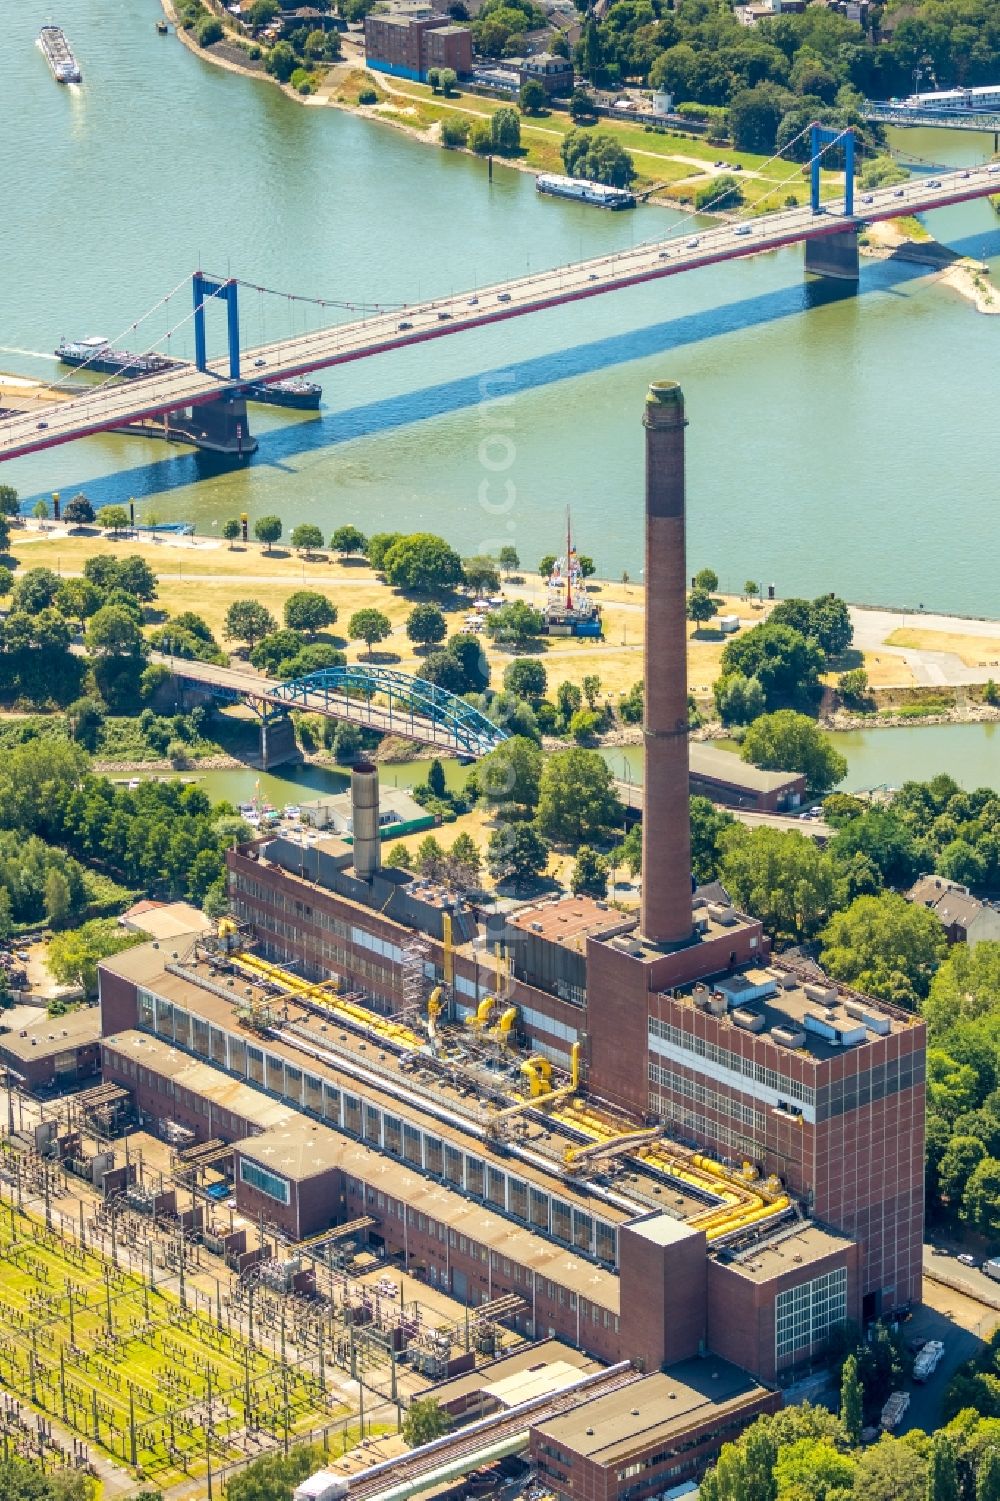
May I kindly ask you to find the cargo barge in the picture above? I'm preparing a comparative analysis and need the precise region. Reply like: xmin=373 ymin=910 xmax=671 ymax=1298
xmin=536 ymin=173 xmax=635 ymax=209
xmin=56 ymin=338 xmax=322 ymax=409
xmin=38 ymin=25 xmax=82 ymax=84
xmin=241 ymin=377 xmax=322 ymax=410
xmin=56 ymin=337 xmax=178 ymax=378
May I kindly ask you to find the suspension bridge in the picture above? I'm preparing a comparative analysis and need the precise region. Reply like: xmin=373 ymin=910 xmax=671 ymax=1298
xmin=153 ymin=651 xmax=508 ymax=764
xmin=2 ymin=128 xmax=997 ymax=466
xmin=862 ymin=101 xmax=1000 ymax=137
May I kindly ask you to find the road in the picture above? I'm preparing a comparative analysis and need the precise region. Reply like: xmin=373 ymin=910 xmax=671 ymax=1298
xmin=2 ymin=163 xmax=998 ymax=462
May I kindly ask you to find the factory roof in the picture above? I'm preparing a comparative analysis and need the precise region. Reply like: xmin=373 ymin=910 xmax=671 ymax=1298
xmin=0 ymin=1007 xmax=101 ymax=1062
xmin=689 ymin=742 xmax=806 ymax=794
xmin=238 ymin=1119 xmax=622 ymax=1308
xmin=102 ymin=1030 xmax=296 ymax=1132
xmin=669 ymin=960 xmax=917 ymax=1060
xmin=120 ymin=901 xmax=214 ymax=942
xmin=530 ymin=1360 xmax=765 ymax=1463
xmin=718 ymin=1224 xmax=854 ymax=1283
xmin=424 ymin=1340 xmax=599 ymax=1408
xmin=507 ymin=896 xmax=634 ymax=951
xmin=102 ymin=942 xmax=713 ymax=1225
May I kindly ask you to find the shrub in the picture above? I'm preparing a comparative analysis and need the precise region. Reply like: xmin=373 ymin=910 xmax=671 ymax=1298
xmin=196 ymin=18 xmax=224 ymax=46
xmin=358 ymin=87 xmax=378 ymax=104
xmin=441 ymin=116 xmax=470 ymax=147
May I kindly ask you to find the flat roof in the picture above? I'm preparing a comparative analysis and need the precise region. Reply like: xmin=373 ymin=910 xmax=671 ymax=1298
xmin=531 ymin=1360 xmax=764 ymax=1463
xmin=237 ymin=1121 xmax=621 ymax=1308
xmin=121 ymin=904 xmax=213 ymax=943
xmin=103 ymin=1031 xmax=296 ymax=1132
xmin=718 ymin=1224 xmax=853 ymax=1284
xmin=424 ymin=1340 xmax=598 ymax=1406
xmin=624 ymin=1212 xmax=703 ymax=1248
xmin=0 ymin=1007 xmax=100 ymax=1061
xmin=690 ymin=741 xmax=805 ymax=793
xmin=508 ymin=896 xmax=634 ymax=951
xmin=102 ymin=943 xmax=712 ymax=1225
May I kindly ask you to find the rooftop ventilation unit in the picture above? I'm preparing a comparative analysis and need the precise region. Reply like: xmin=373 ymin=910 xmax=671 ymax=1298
xmin=772 ymin=1025 xmax=806 ymax=1049
xmin=804 ymin=983 xmax=838 ymax=1006
xmin=844 ymin=999 xmax=891 ymax=1035
xmin=732 ymin=1007 xmax=766 ymax=1032
xmin=707 ymin=903 xmax=737 ymax=927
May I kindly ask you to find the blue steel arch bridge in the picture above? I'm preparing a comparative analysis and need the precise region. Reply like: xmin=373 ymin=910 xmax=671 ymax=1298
xmin=156 ymin=651 xmax=509 ymax=764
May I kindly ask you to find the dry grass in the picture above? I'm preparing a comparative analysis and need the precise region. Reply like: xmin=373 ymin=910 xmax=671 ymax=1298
xmin=886 ymin=628 xmax=1000 ymax=670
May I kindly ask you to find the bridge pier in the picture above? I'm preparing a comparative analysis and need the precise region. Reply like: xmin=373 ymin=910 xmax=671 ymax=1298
xmin=805 ymin=226 xmax=860 ymax=284
xmin=170 ymin=393 xmax=257 ymax=460
xmin=258 ymin=711 xmax=298 ymax=771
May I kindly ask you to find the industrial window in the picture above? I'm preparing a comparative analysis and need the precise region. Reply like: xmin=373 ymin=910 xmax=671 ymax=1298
xmin=240 ymin=1159 xmax=290 ymax=1205
xmin=137 ymin=990 xmax=155 ymax=1029
xmin=403 ymin=1125 xmax=422 ymax=1166
xmin=192 ymin=1016 xmax=210 ymax=1058
xmin=210 ymin=1027 xmax=227 ymax=1068
xmin=285 ymin=1065 xmax=302 ymax=1105
xmin=384 ymin=1116 xmax=402 ymax=1156
xmin=486 ymin=1167 xmax=506 ymax=1209
xmin=343 ymin=1095 xmax=362 ymax=1135
xmin=775 ymin=1266 xmax=847 ymax=1362
xmin=573 ymin=1211 xmax=593 ymax=1253
xmin=364 ymin=1105 xmax=381 ymax=1144
xmin=551 ymin=1201 xmax=572 ymax=1245
xmin=466 ymin=1157 xmax=484 ymax=1197
xmin=323 ymin=1084 xmax=341 ymax=1123
xmin=246 ymin=1047 xmax=264 ymax=1086
xmin=444 ymin=1146 xmax=464 ymax=1188
xmin=529 ymin=1188 xmax=550 ymax=1232
xmin=425 ymin=1139 xmax=443 ymax=1177
xmin=303 ymin=1074 xmax=323 ymax=1113
xmin=595 ymin=1222 xmax=617 ymax=1264
xmin=173 ymin=1009 xmax=192 ymax=1050
xmin=228 ymin=1035 xmax=246 ymax=1076
xmin=509 ymin=1178 xmax=528 ymax=1221
xmin=265 ymin=1055 xmax=284 ymax=1095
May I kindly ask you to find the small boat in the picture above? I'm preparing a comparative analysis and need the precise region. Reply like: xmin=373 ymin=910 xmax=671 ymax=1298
xmin=156 ymin=19 xmax=169 ymax=34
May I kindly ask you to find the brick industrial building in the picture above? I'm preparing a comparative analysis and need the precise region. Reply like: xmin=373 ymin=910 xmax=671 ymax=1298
xmin=364 ymin=9 xmax=473 ymax=83
xmin=96 ymin=381 xmax=925 ymax=1485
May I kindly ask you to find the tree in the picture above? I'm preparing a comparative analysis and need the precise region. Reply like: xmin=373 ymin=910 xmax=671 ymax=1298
xmin=925 ymin=943 xmax=1000 ymax=1035
xmin=484 ymin=601 xmax=544 ymax=648
xmin=504 ymin=657 xmax=547 ymax=701
xmin=254 ymin=514 xmax=283 ymax=552
xmin=851 ymin=1439 xmax=926 ymax=1501
xmin=744 ymin=580 xmax=759 ymax=599
xmin=694 ymin=567 xmax=718 ymax=593
xmin=535 ymin=748 xmax=623 ymax=845
xmin=936 ymin=1134 xmax=988 ymax=1208
xmin=438 ymin=67 xmax=457 ymax=95
xmin=427 ymin=759 xmax=447 ymax=799
xmin=406 ymin=603 xmax=447 ymax=647
xmin=714 ymin=672 xmax=766 ymax=727
xmin=265 ymin=40 xmax=297 ymax=81
xmin=43 ymin=867 xmax=72 ymax=929
xmin=487 ymin=823 xmax=549 ymax=886
xmin=491 ymin=107 xmax=522 ymax=155
xmin=720 ymin=621 xmax=825 ymax=711
xmin=441 ymin=116 xmax=471 ymax=147
xmin=348 ymin=607 xmax=392 ymax=658
xmin=520 ymin=77 xmax=547 ymax=113
xmin=840 ymin=1352 xmax=863 ymax=1446
xmin=65 ymin=696 xmax=105 ymax=750
xmin=284 ymin=591 xmax=336 ymax=636
xmin=463 ymin=556 xmax=501 ymax=595
xmin=691 ymin=796 xmax=734 ymax=884
xmin=928 ymin=1432 xmax=960 ymax=1501
xmin=696 ymin=174 xmax=743 ymax=211
xmin=47 ymin=919 xmax=142 ymax=997
xmin=572 ymin=845 xmax=609 ymax=897
xmin=227 ymin=1446 xmax=328 ymax=1501
xmin=473 ymin=735 xmax=543 ymax=812
xmin=197 ymin=16 xmax=224 ymax=45
xmin=368 ymin=532 xmax=404 ymax=571
xmin=331 ymin=524 xmax=368 ymax=558
xmin=570 ymin=88 xmax=595 ymax=122
xmin=0 ymin=485 xmax=19 ymax=517
xmin=63 ymin=494 xmax=95 ymax=524
xmin=498 ymin=545 xmax=520 ymax=577
xmin=446 ymin=831 xmax=481 ymax=886
xmin=773 ymin=1438 xmax=854 ymax=1500
xmin=32 ymin=500 xmax=48 ymax=523
xmin=403 ymin=1397 xmax=451 ymax=1448
xmin=829 ymin=810 xmax=917 ymax=889
xmin=469 ymin=119 xmax=493 ymax=154
xmin=838 ymin=666 xmax=870 ymax=708
xmin=114 ymin=554 xmax=157 ymax=601
xmin=85 ymin=604 xmax=145 ymax=658
xmin=383 ymin=534 xmax=464 ymax=594
xmin=222 ymin=518 xmax=241 ymax=548
xmin=741 ymin=710 xmax=847 ymax=794
xmin=427 ymin=67 xmax=441 ymax=92
xmin=247 ymin=0 xmax=279 ymax=26
xmin=290 ymin=522 xmax=325 ymax=556
xmin=415 ymin=835 xmax=446 ymax=879
xmin=97 ymin=504 xmax=130 ymax=535
xmin=386 ymin=843 xmax=413 ymax=870
xmin=539 ymin=553 xmax=557 ymax=579
xmin=687 ymin=588 xmax=718 ymax=625
xmin=963 ymin=1158 xmax=1000 ymax=1238
xmin=560 ymin=129 xmax=635 ymax=187
xmin=12 ymin=567 xmax=60 ymax=613
xmin=977 ymin=1447 xmax=1000 ymax=1501
xmin=819 ymin=892 xmax=947 ymax=1006
xmin=728 ymin=83 xmax=788 ymax=153
xmin=225 ymin=599 xmax=277 ymax=651
xmin=718 ymin=825 xmax=842 ymax=943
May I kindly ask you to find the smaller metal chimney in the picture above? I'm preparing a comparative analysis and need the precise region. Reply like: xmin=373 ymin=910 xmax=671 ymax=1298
xmin=351 ymin=760 xmax=380 ymax=882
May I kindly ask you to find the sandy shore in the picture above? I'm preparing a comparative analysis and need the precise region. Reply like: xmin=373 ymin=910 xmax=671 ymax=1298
xmin=862 ymin=219 xmax=999 ymax=314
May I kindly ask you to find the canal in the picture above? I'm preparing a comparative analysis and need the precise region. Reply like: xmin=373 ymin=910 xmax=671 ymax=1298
xmin=4 ymin=1 xmax=999 ymax=615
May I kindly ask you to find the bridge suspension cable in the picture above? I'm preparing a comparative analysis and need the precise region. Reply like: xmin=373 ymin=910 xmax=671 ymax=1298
xmin=46 ymin=274 xmax=192 ymax=391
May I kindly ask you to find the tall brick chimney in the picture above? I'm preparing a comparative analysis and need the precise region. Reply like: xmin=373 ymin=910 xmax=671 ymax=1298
xmin=641 ymin=381 xmax=693 ymax=947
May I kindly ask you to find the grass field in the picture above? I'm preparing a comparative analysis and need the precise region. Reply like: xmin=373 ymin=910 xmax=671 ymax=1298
xmin=326 ymin=65 xmax=838 ymax=211
xmin=886 ymin=627 xmax=1000 ymax=670
xmin=0 ymin=1199 xmax=343 ymax=1486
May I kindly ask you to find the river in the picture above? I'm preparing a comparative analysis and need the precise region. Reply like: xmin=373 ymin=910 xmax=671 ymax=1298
xmin=188 ymin=719 xmax=1000 ymax=809
xmin=4 ymin=0 xmax=999 ymax=614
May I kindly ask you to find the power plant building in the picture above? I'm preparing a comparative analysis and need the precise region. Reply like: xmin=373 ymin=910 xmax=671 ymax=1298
xmin=96 ymin=381 xmax=925 ymax=1457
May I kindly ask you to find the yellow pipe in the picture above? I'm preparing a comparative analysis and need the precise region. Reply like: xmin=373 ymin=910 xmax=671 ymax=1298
xmin=466 ymin=995 xmax=495 ymax=1029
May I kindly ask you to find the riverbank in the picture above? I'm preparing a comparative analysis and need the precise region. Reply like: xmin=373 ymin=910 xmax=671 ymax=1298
xmin=862 ymin=219 xmax=998 ymax=314
xmin=159 ymin=0 xmax=825 ymax=212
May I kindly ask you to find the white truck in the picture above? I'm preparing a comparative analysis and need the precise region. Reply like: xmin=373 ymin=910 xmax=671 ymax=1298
xmin=913 ymin=1340 xmax=945 ymax=1382
xmin=880 ymin=1392 xmax=910 ymax=1431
